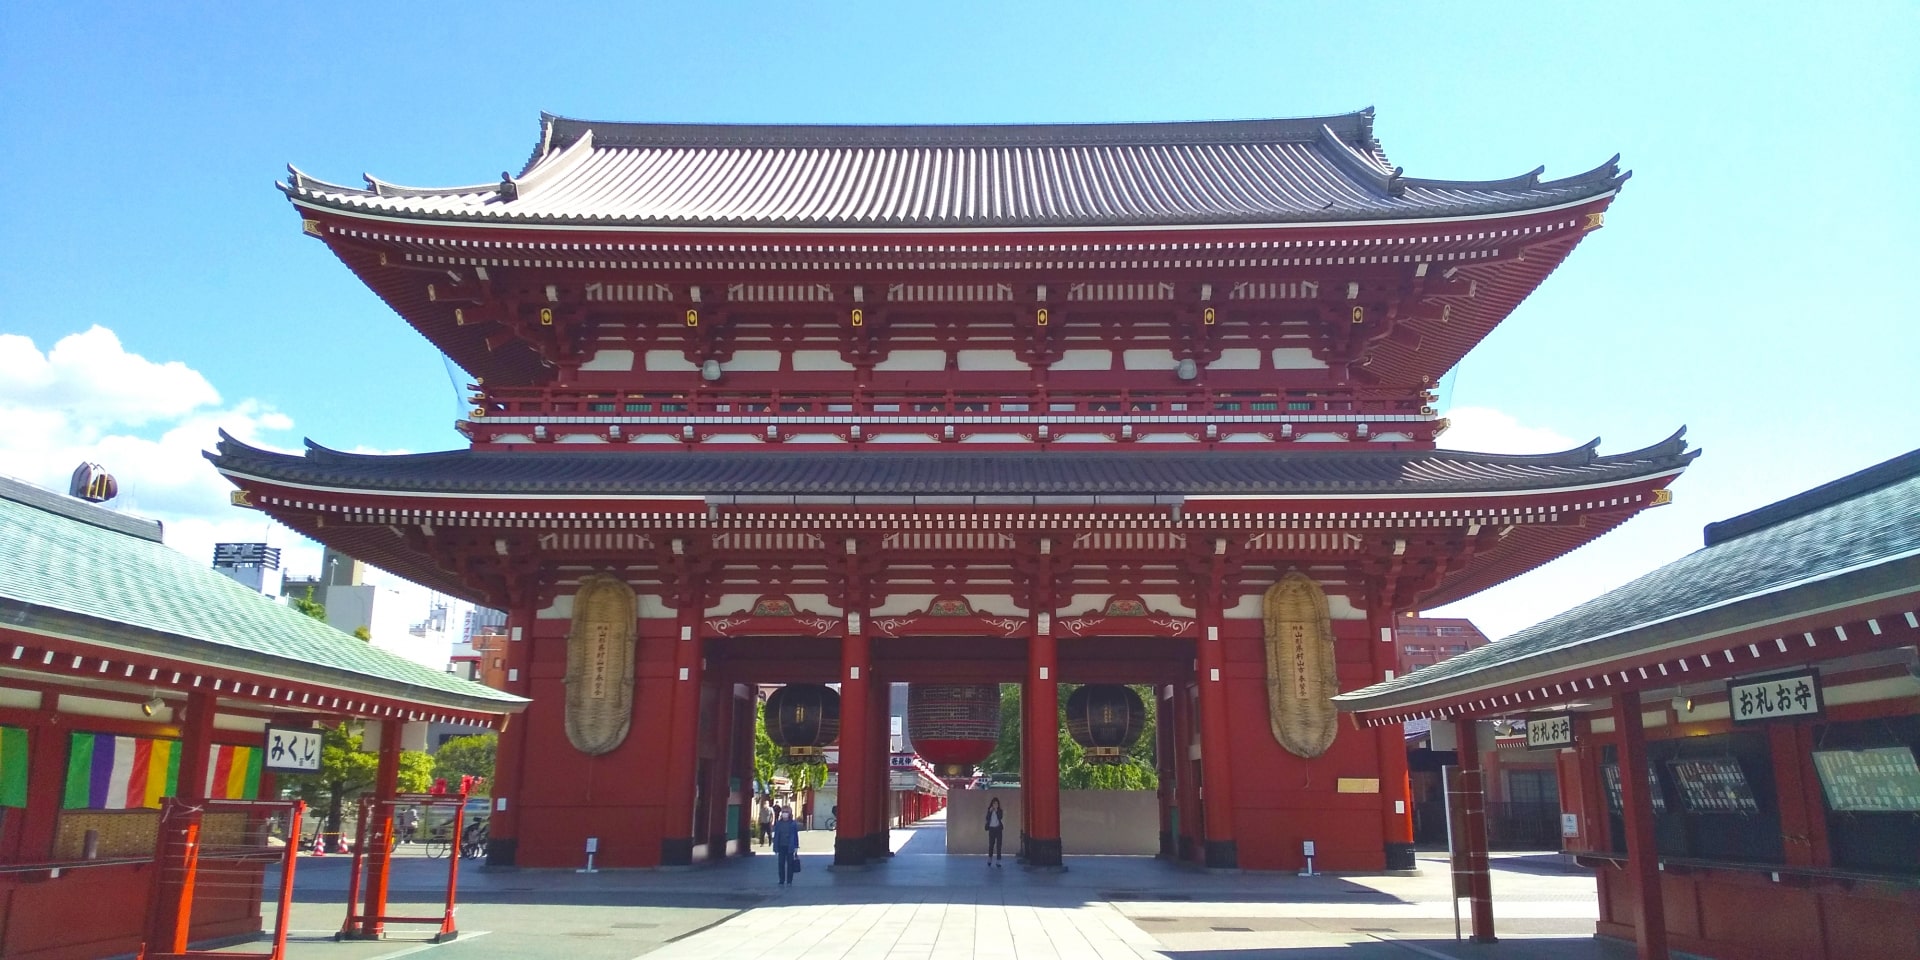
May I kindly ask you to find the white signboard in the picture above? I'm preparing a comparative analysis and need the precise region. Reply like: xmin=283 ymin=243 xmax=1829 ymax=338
xmin=263 ymin=725 xmax=324 ymax=773
xmin=1526 ymin=715 xmax=1574 ymax=749
xmin=1729 ymin=671 xmax=1822 ymax=724
xmin=888 ymin=754 xmax=916 ymax=768
xmin=1560 ymin=813 xmax=1580 ymax=838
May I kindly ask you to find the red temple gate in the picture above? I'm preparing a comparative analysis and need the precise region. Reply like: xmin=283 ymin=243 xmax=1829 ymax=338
xmin=215 ymin=108 xmax=1691 ymax=871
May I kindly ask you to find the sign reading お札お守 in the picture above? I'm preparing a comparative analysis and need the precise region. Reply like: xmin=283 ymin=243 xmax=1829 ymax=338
xmin=1728 ymin=671 xmax=1822 ymax=724
xmin=1526 ymin=715 xmax=1574 ymax=748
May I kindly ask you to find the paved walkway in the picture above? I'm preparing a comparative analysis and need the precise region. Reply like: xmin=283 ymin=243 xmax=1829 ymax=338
xmin=223 ymin=810 xmax=1619 ymax=960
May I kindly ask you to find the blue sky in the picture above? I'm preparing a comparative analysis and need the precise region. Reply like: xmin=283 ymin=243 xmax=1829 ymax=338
xmin=2 ymin=1 xmax=1915 ymax=637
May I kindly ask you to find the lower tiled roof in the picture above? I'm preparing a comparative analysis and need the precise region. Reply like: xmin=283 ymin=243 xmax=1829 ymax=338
xmin=0 ymin=478 xmax=524 ymax=714
xmin=209 ymin=431 xmax=1695 ymax=499
xmin=1335 ymin=449 xmax=1920 ymax=714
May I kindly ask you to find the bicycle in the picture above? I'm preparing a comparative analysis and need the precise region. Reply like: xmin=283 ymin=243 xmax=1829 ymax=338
xmin=459 ymin=820 xmax=489 ymax=859
xmin=422 ymin=826 xmax=452 ymax=859
xmin=823 ymin=815 xmax=836 ymax=830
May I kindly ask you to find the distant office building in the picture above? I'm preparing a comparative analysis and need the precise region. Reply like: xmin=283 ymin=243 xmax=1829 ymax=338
xmin=211 ymin=542 xmax=282 ymax=595
xmin=1394 ymin=616 xmax=1492 ymax=675
xmin=464 ymin=606 xmax=507 ymax=643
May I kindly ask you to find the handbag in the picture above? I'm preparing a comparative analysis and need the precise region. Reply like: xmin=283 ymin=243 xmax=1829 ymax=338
xmin=791 ymin=854 xmax=802 ymax=872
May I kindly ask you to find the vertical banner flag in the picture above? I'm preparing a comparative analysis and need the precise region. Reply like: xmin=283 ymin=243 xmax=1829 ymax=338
xmin=0 ymin=726 xmax=28 ymax=807
xmin=63 ymin=733 xmax=180 ymax=809
xmin=205 ymin=744 xmax=263 ymax=800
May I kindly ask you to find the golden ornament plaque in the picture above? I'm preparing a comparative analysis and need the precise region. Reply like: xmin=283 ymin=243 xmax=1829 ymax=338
xmin=1263 ymin=572 xmax=1340 ymax=759
xmin=564 ymin=573 xmax=637 ymax=755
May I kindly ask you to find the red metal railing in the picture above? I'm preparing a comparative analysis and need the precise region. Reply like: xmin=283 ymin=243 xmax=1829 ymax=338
xmin=339 ymin=793 xmax=472 ymax=943
xmin=140 ymin=798 xmax=303 ymax=960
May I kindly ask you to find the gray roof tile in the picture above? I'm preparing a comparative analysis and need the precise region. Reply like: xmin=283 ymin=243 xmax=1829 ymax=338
xmin=1335 ymin=449 xmax=1920 ymax=713
xmin=210 ymin=431 xmax=1694 ymax=499
xmin=284 ymin=110 xmax=1624 ymax=229
xmin=0 ymin=477 xmax=524 ymax=714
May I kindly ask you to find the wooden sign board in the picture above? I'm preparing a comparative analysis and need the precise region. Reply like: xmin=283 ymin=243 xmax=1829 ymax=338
xmin=1526 ymin=715 xmax=1574 ymax=749
xmin=1728 ymin=670 xmax=1821 ymax=724
xmin=263 ymin=725 xmax=323 ymax=774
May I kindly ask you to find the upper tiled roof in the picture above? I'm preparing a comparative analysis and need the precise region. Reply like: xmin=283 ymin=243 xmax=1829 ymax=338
xmin=1335 ymin=449 xmax=1920 ymax=714
xmin=0 ymin=476 xmax=524 ymax=714
xmin=282 ymin=109 xmax=1625 ymax=230
xmin=210 ymin=431 xmax=1693 ymax=499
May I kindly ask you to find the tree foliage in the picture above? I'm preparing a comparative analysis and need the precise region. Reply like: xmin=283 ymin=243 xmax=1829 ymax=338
xmin=290 ymin=586 xmax=326 ymax=621
xmin=980 ymin=682 xmax=1158 ymax=790
xmin=433 ymin=733 xmax=496 ymax=787
xmin=278 ymin=723 xmax=434 ymax=836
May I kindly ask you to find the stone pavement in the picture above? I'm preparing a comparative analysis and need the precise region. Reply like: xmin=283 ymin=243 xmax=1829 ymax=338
xmin=215 ymin=810 xmax=1620 ymax=960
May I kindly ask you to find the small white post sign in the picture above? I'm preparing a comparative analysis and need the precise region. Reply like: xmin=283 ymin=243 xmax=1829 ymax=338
xmin=263 ymin=725 xmax=324 ymax=774
xmin=1526 ymin=715 xmax=1575 ymax=749
xmin=1729 ymin=671 xmax=1822 ymax=724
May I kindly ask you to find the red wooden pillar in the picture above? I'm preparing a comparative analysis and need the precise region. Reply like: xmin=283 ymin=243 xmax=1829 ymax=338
xmin=835 ymin=624 xmax=872 ymax=866
xmin=869 ymin=672 xmax=890 ymax=857
xmin=486 ymin=599 xmax=535 ymax=866
xmin=1369 ymin=610 xmax=1416 ymax=870
xmin=357 ymin=724 xmax=403 ymax=937
xmin=1172 ymin=678 xmax=1200 ymax=862
xmin=1613 ymin=691 xmax=1670 ymax=960
xmin=150 ymin=689 xmax=218 ymax=953
xmin=702 ymin=680 xmax=734 ymax=859
xmin=17 ymin=715 xmax=69 ymax=861
xmin=1194 ymin=565 xmax=1237 ymax=868
xmin=661 ymin=595 xmax=705 ymax=866
xmin=731 ymin=687 xmax=757 ymax=856
xmin=1155 ymin=684 xmax=1175 ymax=858
xmin=1025 ymin=623 xmax=1063 ymax=866
xmin=1453 ymin=717 xmax=1496 ymax=943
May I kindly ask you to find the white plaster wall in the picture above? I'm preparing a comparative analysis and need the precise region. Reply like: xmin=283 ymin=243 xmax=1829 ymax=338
xmin=644 ymin=349 xmax=697 ymax=372
xmin=579 ymin=349 xmax=635 ymax=371
xmin=726 ymin=350 xmax=783 ymax=372
xmin=1271 ymin=348 xmax=1327 ymax=369
xmin=793 ymin=350 xmax=854 ymax=372
xmin=875 ymin=350 xmax=946 ymax=371
xmin=1052 ymin=349 xmax=1113 ymax=371
xmin=1122 ymin=348 xmax=1176 ymax=371
xmin=946 ymin=789 xmax=1159 ymax=855
xmin=1222 ymin=584 xmax=1363 ymax=620
xmin=1207 ymin=348 xmax=1261 ymax=370
xmin=957 ymin=349 xmax=1025 ymax=371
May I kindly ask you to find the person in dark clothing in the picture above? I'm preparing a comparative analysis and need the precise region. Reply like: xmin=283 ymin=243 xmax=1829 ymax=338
xmin=772 ymin=808 xmax=801 ymax=884
xmin=984 ymin=797 xmax=1005 ymax=864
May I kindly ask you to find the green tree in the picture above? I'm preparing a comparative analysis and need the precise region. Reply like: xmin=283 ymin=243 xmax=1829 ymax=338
xmin=753 ymin=708 xmax=781 ymax=793
xmin=979 ymin=682 xmax=1159 ymax=790
xmin=290 ymin=586 xmax=325 ymax=621
xmin=433 ymin=733 xmax=497 ymax=789
xmin=279 ymin=723 xmax=435 ymax=842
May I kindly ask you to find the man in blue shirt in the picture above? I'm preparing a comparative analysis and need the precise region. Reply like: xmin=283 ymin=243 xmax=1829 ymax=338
xmin=772 ymin=808 xmax=801 ymax=885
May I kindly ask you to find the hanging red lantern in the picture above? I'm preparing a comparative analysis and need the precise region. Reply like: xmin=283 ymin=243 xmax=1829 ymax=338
xmin=764 ymin=684 xmax=840 ymax=761
xmin=1065 ymin=684 xmax=1146 ymax=764
xmin=907 ymin=684 xmax=1001 ymax=777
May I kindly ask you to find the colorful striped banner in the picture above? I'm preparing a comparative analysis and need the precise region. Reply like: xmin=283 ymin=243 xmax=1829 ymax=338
xmin=64 ymin=733 xmax=179 ymax=810
xmin=0 ymin=726 xmax=27 ymax=808
xmin=206 ymin=744 xmax=262 ymax=800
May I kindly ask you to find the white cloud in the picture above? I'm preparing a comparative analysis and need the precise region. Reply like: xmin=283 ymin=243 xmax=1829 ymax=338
xmin=0 ymin=326 xmax=471 ymax=637
xmin=0 ymin=325 xmax=318 ymax=575
xmin=1436 ymin=405 xmax=1579 ymax=454
xmin=0 ymin=326 xmax=221 ymax=428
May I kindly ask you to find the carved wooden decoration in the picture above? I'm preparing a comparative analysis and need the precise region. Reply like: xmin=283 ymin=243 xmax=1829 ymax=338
xmin=564 ymin=573 xmax=637 ymax=755
xmin=1263 ymin=571 xmax=1340 ymax=759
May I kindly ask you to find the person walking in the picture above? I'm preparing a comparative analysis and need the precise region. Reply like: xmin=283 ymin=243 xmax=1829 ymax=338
xmin=984 ymin=797 xmax=1005 ymax=865
xmin=757 ymin=796 xmax=774 ymax=846
xmin=772 ymin=807 xmax=801 ymax=885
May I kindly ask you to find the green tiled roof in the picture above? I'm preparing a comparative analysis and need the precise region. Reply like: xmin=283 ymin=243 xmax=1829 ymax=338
xmin=0 ymin=476 xmax=524 ymax=714
xmin=1335 ymin=449 xmax=1920 ymax=713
